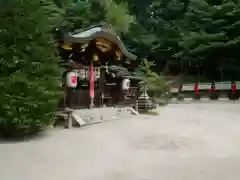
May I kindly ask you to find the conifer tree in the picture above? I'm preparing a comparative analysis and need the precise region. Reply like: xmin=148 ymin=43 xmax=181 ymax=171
xmin=0 ymin=0 xmax=63 ymax=136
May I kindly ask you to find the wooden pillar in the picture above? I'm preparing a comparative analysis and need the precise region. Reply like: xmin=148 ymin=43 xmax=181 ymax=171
xmin=89 ymin=60 xmax=94 ymax=109
xmin=100 ymin=67 xmax=105 ymax=107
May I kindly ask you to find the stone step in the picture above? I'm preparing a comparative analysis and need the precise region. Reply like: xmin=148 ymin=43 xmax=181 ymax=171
xmin=72 ymin=111 xmax=86 ymax=126
xmin=64 ymin=107 xmax=138 ymax=128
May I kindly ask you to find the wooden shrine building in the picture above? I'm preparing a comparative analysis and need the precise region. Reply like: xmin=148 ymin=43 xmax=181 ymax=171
xmin=57 ymin=25 xmax=144 ymax=109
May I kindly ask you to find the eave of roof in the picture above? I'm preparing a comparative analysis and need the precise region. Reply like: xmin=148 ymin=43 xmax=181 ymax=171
xmin=63 ymin=27 xmax=137 ymax=60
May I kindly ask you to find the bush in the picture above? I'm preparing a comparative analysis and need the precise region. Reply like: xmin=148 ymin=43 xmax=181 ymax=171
xmin=0 ymin=0 xmax=63 ymax=137
xmin=147 ymin=73 xmax=169 ymax=98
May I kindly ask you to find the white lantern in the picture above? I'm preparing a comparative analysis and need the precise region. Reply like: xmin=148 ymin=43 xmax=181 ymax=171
xmin=66 ymin=71 xmax=78 ymax=88
xmin=122 ymin=78 xmax=130 ymax=90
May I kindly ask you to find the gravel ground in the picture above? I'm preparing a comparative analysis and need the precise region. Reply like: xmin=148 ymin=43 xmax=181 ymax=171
xmin=1 ymin=102 xmax=240 ymax=180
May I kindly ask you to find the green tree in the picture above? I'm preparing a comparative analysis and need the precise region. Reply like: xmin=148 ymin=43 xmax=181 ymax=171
xmin=122 ymin=0 xmax=240 ymax=81
xmin=0 ymin=0 xmax=63 ymax=137
xmin=62 ymin=0 xmax=106 ymax=32
xmin=105 ymin=0 xmax=134 ymax=33
xmin=176 ymin=0 xmax=240 ymax=80
xmin=62 ymin=0 xmax=134 ymax=34
xmin=121 ymin=0 xmax=188 ymax=71
xmin=138 ymin=59 xmax=169 ymax=97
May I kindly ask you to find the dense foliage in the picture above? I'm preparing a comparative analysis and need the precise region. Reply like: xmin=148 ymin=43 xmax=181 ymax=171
xmin=60 ymin=0 xmax=134 ymax=34
xmin=0 ymin=0 xmax=63 ymax=136
xmin=0 ymin=0 xmax=136 ymax=136
xmin=121 ymin=0 xmax=240 ymax=81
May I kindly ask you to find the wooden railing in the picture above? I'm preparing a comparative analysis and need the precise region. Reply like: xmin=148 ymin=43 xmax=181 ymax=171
xmin=170 ymin=81 xmax=240 ymax=93
xmin=170 ymin=81 xmax=240 ymax=100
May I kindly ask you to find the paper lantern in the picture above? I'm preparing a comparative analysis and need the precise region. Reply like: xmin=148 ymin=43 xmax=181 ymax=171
xmin=66 ymin=71 xmax=78 ymax=88
xmin=93 ymin=54 xmax=99 ymax=61
xmin=122 ymin=79 xmax=130 ymax=90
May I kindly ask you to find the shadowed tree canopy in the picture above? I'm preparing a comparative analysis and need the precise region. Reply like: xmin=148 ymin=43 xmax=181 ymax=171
xmin=57 ymin=0 xmax=134 ymax=34
xmin=0 ymin=0 xmax=63 ymax=136
xmin=117 ymin=0 xmax=240 ymax=81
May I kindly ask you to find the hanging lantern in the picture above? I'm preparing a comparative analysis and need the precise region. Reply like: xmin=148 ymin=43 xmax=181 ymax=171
xmin=122 ymin=78 xmax=130 ymax=90
xmin=93 ymin=54 xmax=99 ymax=61
xmin=66 ymin=71 xmax=78 ymax=88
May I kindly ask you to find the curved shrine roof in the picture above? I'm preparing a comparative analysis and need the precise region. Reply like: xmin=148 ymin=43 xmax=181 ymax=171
xmin=63 ymin=27 xmax=137 ymax=60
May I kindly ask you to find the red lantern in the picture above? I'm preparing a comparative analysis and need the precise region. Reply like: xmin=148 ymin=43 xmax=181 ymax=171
xmin=194 ymin=82 xmax=199 ymax=94
xmin=66 ymin=71 xmax=78 ymax=88
xmin=231 ymin=82 xmax=236 ymax=92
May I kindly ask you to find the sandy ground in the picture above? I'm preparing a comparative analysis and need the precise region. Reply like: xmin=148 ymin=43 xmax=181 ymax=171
xmin=1 ymin=102 xmax=240 ymax=180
